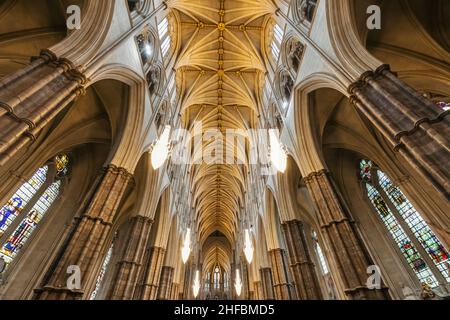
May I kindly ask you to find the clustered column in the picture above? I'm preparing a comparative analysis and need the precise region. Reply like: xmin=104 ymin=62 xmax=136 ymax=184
xmin=349 ymin=65 xmax=449 ymax=199
xmin=304 ymin=170 xmax=389 ymax=300
xmin=135 ymin=246 xmax=167 ymax=300
xmin=282 ymin=220 xmax=323 ymax=299
xmin=157 ymin=266 xmax=175 ymax=300
xmin=107 ymin=215 xmax=154 ymax=300
xmin=35 ymin=165 xmax=133 ymax=300
xmin=260 ymin=267 xmax=275 ymax=300
xmin=268 ymin=249 xmax=292 ymax=300
xmin=0 ymin=50 xmax=86 ymax=166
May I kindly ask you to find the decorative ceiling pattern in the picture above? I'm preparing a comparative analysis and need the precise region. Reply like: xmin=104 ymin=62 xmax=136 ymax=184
xmin=168 ymin=0 xmax=277 ymax=267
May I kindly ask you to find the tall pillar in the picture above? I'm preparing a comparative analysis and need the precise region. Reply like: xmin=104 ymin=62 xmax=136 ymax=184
xmin=135 ymin=246 xmax=166 ymax=300
xmin=269 ymin=249 xmax=292 ymax=300
xmin=349 ymin=65 xmax=449 ymax=199
xmin=282 ymin=220 xmax=323 ymax=300
xmin=304 ymin=170 xmax=389 ymax=300
xmin=171 ymin=283 xmax=180 ymax=300
xmin=254 ymin=281 xmax=263 ymax=300
xmin=181 ymin=262 xmax=192 ymax=299
xmin=0 ymin=50 xmax=86 ymax=166
xmin=34 ymin=165 xmax=133 ymax=300
xmin=260 ymin=267 xmax=275 ymax=300
xmin=157 ymin=266 xmax=174 ymax=300
xmin=107 ymin=215 xmax=154 ymax=300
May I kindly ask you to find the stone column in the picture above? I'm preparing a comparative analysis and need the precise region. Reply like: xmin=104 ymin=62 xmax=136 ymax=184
xmin=107 ymin=215 xmax=154 ymax=300
xmin=260 ymin=267 xmax=275 ymax=300
xmin=282 ymin=220 xmax=323 ymax=300
xmin=135 ymin=246 xmax=166 ymax=300
xmin=269 ymin=249 xmax=292 ymax=300
xmin=34 ymin=165 xmax=133 ymax=300
xmin=0 ymin=50 xmax=86 ymax=166
xmin=349 ymin=65 xmax=449 ymax=199
xmin=157 ymin=266 xmax=174 ymax=300
xmin=304 ymin=170 xmax=389 ymax=300
xmin=181 ymin=262 xmax=192 ymax=299
xmin=171 ymin=283 xmax=180 ymax=300
xmin=242 ymin=263 xmax=250 ymax=299
xmin=254 ymin=281 xmax=263 ymax=300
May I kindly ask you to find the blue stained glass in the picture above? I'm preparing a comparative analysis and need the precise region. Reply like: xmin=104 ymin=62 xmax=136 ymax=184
xmin=0 ymin=181 xmax=60 ymax=267
xmin=377 ymin=171 xmax=450 ymax=283
xmin=0 ymin=166 xmax=48 ymax=238
xmin=365 ymin=183 xmax=438 ymax=287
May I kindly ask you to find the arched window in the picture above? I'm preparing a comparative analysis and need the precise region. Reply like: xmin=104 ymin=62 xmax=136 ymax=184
xmin=0 ymin=155 xmax=69 ymax=270
xmin=223 ymin=272 xmax=228 ymax=290
xmin=205 ymin=272 xmax=211 ymax=291
xmin=271 ymin=24 xmax=283 ymax=62
xmin=360 ymin=160 xmax=450 ymax=287
xmin=213 ymin=266 xmax=221 ymax=290
xmin=90 ymin=236 xmax=116 ymax=300
xmin=312 ymin=231 xmax=329 ymax=275
xmin=158 ymin=17 xmax=171 ymax=59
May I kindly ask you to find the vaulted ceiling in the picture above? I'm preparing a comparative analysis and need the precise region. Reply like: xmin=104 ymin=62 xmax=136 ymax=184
xmin=168 ymin=0 xmax=277 ymax=267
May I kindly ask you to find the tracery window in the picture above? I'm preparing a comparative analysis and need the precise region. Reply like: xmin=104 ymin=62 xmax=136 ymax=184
xmin=0 ymin=155 xmax=69 ymax=271
xmin=271 ymin=24 xmax=283 ymax=62
xmin=158 ymin=17 xmax=171 ymax=59
xmin=213 ymin=266 xmax=221 ymax=290
xmin=223 ymin=272 xmax=228 ymax=290
xmin=360 ymin=160 xmax=450 ymax=287
xmin=205 ymin=272 xmax=211 ymax=291
xmin=312 ymin=231 xmax=329 ymax=275
xmin=90 ymin=236 xmax=116 ymax=300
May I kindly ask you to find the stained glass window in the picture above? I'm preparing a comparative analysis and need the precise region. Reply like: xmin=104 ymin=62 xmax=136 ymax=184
xmin=213 ymin=266 xmax=220 ymax=289
xmin=0 ymin=181 xmax=61 ymax=267
xmin=437 ymin=102 xmax=450 ymax=111
xmin=90 ymin=239 xmax=115 ymax=300
xmin=55 ymin=154 xmax=69 ymax=177
xmin=223 ymin=272 xmax=228 ymax=290
xmin=205 ymin=272 xmax=211 ymax=291
xmin=0 ymin=166 xmax=48 ymax=238
xmin=360 ymin=160 xmax=450 ymax=287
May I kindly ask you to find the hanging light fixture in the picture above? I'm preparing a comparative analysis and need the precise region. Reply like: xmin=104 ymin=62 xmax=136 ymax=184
xmin=243 ymin=229 xmax=254 ymax=264
xmin=151 ymin=125 xmax=171 ymax=169
xmin=181 ymin=228 xmax=191 ymax=264
xmin=269 ymin=129 xmax=287 ymax=173
xmin=235 ymin=269 xmax=242 ymax=297
xmin=192 ymin=270 xmax=200 ymax=298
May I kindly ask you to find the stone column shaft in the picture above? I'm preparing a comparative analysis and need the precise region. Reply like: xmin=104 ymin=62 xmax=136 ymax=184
xmin=269 ymin=249 xmax=292 ymax=300
xmin=254 ymin=281 xmax=263 ymax=300
xmin=135 ymin=246 xmax=166 ymax=300
xmin=157 ymin=266 xmax=174 ymax=300
xmin=283 ymin=220 xmax=323 ymax=300
xmin=107 ymin=215 xmax=153 ymax=300
xmin=34 ymin=165 xmax=133 ymax=300
xmin=260 ymin=267 xmax=275 ymax=300
xmin=305 ymin=170 xmax=389 ymax=300
xmin=0 ymin=50 xmax=86 ymax=166
xmin=171 ymin=283 xmax=180 ymax=300
xmin=349 ymin=65 xmax=450 ymax=198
